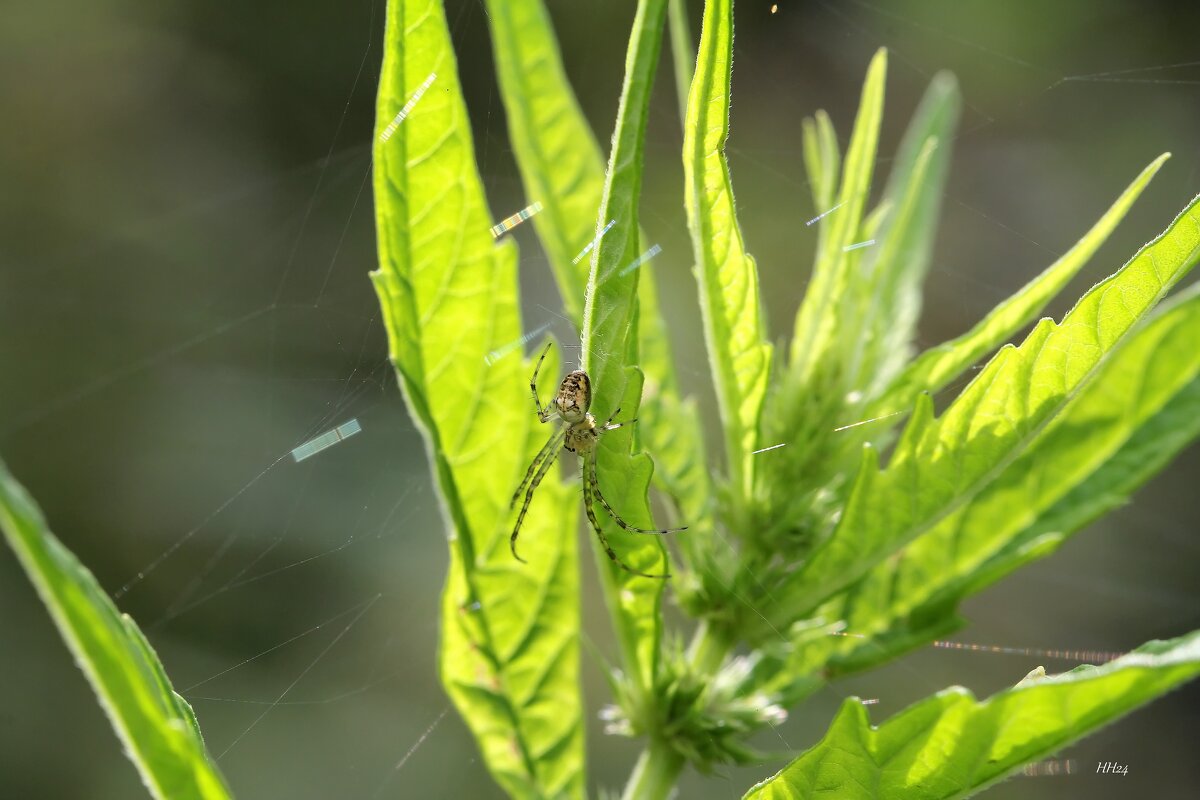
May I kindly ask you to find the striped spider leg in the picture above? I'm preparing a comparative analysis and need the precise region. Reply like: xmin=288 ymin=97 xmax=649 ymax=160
xmin=509 ymin=342 xmax=686 ymax=578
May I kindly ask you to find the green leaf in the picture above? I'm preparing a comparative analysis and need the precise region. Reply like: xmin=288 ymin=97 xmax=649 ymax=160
xmin=371 ymin=0 xmax=583 ymax=795
xmin=579 ymin=0 xmax=671 ymax=694
xmin=762 ymin=191 xmax=1200 ymax=635
xmin=753 ymin=69 xmax=953 ymax=557
xmin=790 ymin=49 xmax=887 ymax=378
xmin=857 ymin=72 xmax=960 ymax=394
xmin=683 ymin=0 xmax=772 ymax=492
xmin=873 ymin=153 xmax=1170 ymax=416
xmin=0 ymin=459 xmax=231 ymax=800
xmin=1004 ymin=377 xmax=1200 ymax=562
xmin=483 ymin=0 xmax=603 ymax=324
xmin=956 ymin=283 xmax=1200 ymax=599
xmin=483 ymin=0 xmax=710 ymax=534
xmin=800 ymin=110 xmax=840 ymax=217
xmin=636 ymin=271 xmax=713 ymax=554
xmin=900 ymin=281 xmax=1200 ymax=619
xmin=798 ymin=111 xmax=840 ymax=310
xmin=799 ymin=284 xmax=1200 ymax=677
xmin=744 ymin=630 xmax=1200 ymax=799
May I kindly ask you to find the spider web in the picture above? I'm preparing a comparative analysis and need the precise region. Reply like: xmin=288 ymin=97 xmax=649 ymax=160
xmin=1 ymin=1 xmax=1199 ymax=798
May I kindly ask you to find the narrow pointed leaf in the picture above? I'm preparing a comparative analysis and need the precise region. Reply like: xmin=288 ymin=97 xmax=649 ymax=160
xmin=745 ymin=630 xmax=1200 ymax=799
xmin=951 ymin=285 xmax=1200 ymax=601
xmin=790 ymin=49 xmax=887 ymax=376
xmin=858 ymin=72 xmax=960 ymax=392
xmin=580 ymin=0 xmax=671 ymax=693
xmin=0 ymin=459 xmax=231 ymax=800
xmin=757 ymin=69 xmax=951 ymax=542
xmin=636 ymin=268 xmax=713 ymax=578
xmin=684 ymin=0 xmax=772 ymax=491
xmin=845 ymin=137 xmax=939 ymax=392
xmin=806 ymin=283 xmax=1200 ymax=676
xmin=372 ymin=0 xmax=582 ymax=794
xmin=484 ymin=0 xmax=710 ymax=530
xmin=801 ymin=110 xmax=840 ymax=216
xmin=483 ymin=0 xmax=602 ymax=323
xmin=873 ymin=153 xmax=1169 ymax=416
xmin=762 ymin=192 xmax=1200 ymax=633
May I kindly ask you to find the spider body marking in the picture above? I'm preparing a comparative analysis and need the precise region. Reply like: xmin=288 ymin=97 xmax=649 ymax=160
xmin=555 ymin=371 xmax=591 ymax=425
xmin=510 ymin=341 xmax=686 ymax=578
xmin=563 ymin=409 xmax=596 ymax=454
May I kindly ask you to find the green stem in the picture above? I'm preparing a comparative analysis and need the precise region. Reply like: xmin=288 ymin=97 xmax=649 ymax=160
xmin=687 ymin=618 xmax=733 ymax=673
xmin=621 ymin=620 xmax=734 ymax=800
xmin=622 ymin=737 xmax=686 ymax=800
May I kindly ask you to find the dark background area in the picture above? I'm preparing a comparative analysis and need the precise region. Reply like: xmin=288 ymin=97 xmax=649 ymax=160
xmin=2 ymin=0 xmax=1198 ymax=797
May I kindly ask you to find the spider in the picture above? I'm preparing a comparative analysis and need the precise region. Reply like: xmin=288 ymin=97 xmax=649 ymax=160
xmin=509 ymin=342 xmax=686 ymax=578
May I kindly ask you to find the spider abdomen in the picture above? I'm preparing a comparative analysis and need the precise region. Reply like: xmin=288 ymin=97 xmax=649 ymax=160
xmin=555 ymin=370 xmax=592 ymax=423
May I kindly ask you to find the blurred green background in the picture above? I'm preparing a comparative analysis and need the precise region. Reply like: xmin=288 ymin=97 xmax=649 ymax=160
xmin=2 ymin=0 xmax=1199 ymax=797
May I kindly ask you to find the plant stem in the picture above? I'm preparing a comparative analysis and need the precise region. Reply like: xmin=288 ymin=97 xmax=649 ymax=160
xmin=622 ymin=736 xmax=685 ymax=800
xmin=621 ymin=620 xmax=733 ymax=800
xmin=686 ymin=619 xmax=732 ymax=673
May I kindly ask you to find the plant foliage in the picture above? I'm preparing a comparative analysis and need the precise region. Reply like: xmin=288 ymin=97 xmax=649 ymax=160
xmin=0 ymin=459 xmax=231 ymax=800
xmin=6 ymin=1 xmax=1198 ymax=799
xmin=745 ymin=631 xmax=1200 ymax=799
xmin=368 ymin=0 xmax=1200 ymax=797
xmin=371 ymin=0 xmax=584 ymax=795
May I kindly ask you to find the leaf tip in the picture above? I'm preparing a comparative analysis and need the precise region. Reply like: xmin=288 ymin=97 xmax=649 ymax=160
xmin=867 ymin=48 xmax=889 ymax=82
xmin=858 ymin=441 xmax=882 ymax=473
xmin=903 ymin=390 xmax=936 ymax=433
xmin=833 ymin=694 xmax=873 ymax=728
xmin=929 ymin=69 xmax=959 ymax=93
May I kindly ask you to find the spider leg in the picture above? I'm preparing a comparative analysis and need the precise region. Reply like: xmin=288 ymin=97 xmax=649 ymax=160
xmin=581 ymin=456 xmax=669 ymax=579
xmin=529 ymin=341 xmax=556 ymax=423
xmin=598 ymin=407 xmax=633 ymax=431
xmin=510 ymin=430 xmax=564 ymax=564
xmin=511 ymin=430 xmax=563 ymax=509
xmin=589 ymin=454 xmax=687 ymax=535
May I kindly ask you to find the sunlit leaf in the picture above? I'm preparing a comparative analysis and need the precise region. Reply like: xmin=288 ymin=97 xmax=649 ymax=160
xmin=371 ymin=0 xmax=582 ymax=794
xmin=873 ymin=153 xmax=1169 ymax=416
xmin=483 ymin=0 xmax=709 ymax=539
xmin=857 ymin=72 xmax=960 ymax=394
xmin=800 ymin=110 xmax=840 ymax=218
xmin=797 ymin=283 xmax=1200 ymax=677
xmin=483 ymin=0 xmax=601 ymax=323
xmin=0 ymin=459 xmax=232 ymax=800
xmin=789 ymin=48 xmax=887 ymax=379
xmin=579 ymin=0 xmax=672 ymax=693
xmin=744 ymin=630 xmax=1200 ymax=799
xmin=760 ymin=192 xmax=1200 ymax=635
xmin=684 ymin=0 xmax=772 ymax=492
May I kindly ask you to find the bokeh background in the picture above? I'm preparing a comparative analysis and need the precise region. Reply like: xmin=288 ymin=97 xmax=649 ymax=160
xmin=3 ymin=0 xmax=1199 ymax=797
